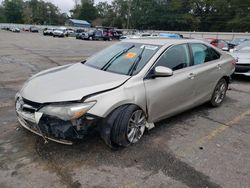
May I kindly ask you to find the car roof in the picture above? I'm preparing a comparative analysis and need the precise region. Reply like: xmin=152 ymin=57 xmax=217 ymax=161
xmin=122 ymin=38 xmax=207 ymax=46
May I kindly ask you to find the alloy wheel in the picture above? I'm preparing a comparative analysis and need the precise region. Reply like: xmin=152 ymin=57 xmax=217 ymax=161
xmin=214 ymin=81 xmax=227 ymax=104
xmin=127 ymin=110 xmax=146 ymax=143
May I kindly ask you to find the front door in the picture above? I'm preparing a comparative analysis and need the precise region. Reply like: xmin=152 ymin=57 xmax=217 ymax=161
xmin=144 ymin=44 xmax=197 ymax=123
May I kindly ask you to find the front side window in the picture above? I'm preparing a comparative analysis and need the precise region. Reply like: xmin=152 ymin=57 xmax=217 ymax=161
xmin=190 ymin=43 xmax=220 ymax=65
xmin=156 ymin=44 xmax=191 ymax=71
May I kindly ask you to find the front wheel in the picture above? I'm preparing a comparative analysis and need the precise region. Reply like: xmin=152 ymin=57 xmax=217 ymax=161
xmin=210 ymin=78 xmax=228 ymax=107
xmin=110 ymin=105 xmax=147 ymax=147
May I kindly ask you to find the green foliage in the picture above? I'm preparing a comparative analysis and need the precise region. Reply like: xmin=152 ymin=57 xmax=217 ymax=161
xmin=70 ymin=0 xmax=97 ymax=22
xmin=93 ymin=0 xmax=250 ymax=32
xmin=0 ymin=0 xmax=67 ymax=25
xmin=0 ymin=5 xmax=6 ymax=22
xmin=0 ymin=0 xmax=249 ymax=32
xmin=3 ymin=0 xmax=24 ymax=23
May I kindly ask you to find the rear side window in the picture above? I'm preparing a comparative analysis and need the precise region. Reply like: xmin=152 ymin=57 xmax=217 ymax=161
xmin=190 ymin=44 xmax=220 ymax=65
xmin=156 ymin=44 xmax=191 ymax=71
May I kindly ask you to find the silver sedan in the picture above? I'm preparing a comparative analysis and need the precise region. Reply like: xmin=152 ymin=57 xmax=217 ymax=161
xmin=230 ymin=41 xmax=250 ymax=76
xmin=15 ymin=39 xmax=235 ymax=148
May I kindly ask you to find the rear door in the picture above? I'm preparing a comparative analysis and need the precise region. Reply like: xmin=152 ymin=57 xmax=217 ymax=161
xmin=144 ymin=44 xmax=198 ymax=123
xmin=188 ymin=43 xmax=223 ymax=103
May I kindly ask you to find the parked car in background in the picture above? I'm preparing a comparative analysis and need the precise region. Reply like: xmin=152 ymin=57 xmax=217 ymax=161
xmin=77 ymin=29 xmax=122 ymax=40
xmin=120 ymin=35 xmax=130 ymax=40
xmin=230 ymin=41 xmax=250 ymax=76
xmin=10 ymin=27 xmax=20 ymax=33
xmin=76 ymin=32 xmax=85 ymax=39
xmin=15 ymin=39 xmax=235 ymax=147
xmin=159 ymin=33 xmax=182 ymax=39
xmin=206 ymin=38 xmax=232 ymax=51
xmin=75 ymin=29 xmax=85 ymax=39
xmin=30 ymin=26 xmax=39 ymax=33
xmin=1 ymin=26 xmax=10 ymax=30
xmin=121 ymin=33 xmax=154 ymax=40
xmin=230 ymin=38 xmax=249 ymax=46
xmin=131 ymin=33 xmax=152 ymax=39
xmin=112 ymin=30 xmax=123 ymax=40
xmin=89 ymin=29 xmax=102 ymax=40
xmin=23 ymin=27 xmax=30 ymax=32
xmin=53 ymin=28 xmax=66 ymax=37
xmin=43 ymin=28 xmax=55 ymax=36
xmin=65 ymin=29 xmax=75 ymax=37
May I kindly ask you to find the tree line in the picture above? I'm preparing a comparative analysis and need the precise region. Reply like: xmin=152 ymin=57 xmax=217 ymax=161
xmin=1 ymin=0 xmax=250 ymax=32
xmin=0 ymin=0 xmax=67 ymax=25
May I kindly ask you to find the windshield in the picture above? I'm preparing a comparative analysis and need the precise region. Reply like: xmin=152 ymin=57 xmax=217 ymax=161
xmin=84 ymin=42 xmax=160 ymax=75
xmin=235 ymin=41 xmax=250 ymax=52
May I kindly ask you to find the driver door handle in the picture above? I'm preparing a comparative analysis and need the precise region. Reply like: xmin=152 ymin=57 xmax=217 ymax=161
xmin=188 ymin=73 xmax=197 ymax=79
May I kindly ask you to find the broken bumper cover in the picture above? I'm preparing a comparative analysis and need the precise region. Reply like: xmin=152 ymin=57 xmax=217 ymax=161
xmin=17 ymin=115 xmax=74 ymax=145
xmin=16 ymin=98 xmax=101 ymax=145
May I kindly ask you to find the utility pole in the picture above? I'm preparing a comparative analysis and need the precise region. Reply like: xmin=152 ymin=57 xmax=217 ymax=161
xmin=127 ymin=0 xmax=131 ymax=30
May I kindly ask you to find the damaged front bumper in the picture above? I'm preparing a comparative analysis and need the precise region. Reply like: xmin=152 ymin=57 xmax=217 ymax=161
xmin=15 ymin=97 xmax=100 ymax=145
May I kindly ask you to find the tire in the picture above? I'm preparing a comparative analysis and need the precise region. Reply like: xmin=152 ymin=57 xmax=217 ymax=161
xmin=210 ymin=78 xmax=228 ymax=107
xmin=110 ymin=105 xmax=147 ymax=147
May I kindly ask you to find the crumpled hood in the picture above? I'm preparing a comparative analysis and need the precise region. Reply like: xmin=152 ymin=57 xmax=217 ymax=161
xmin=20 ymin=63 xmax=130 ymax=103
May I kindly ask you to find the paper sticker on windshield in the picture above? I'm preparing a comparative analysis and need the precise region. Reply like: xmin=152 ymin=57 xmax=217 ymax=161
xmin=140 ymin=45 xmax=158 ymax=50
xmin=125 ymin=52 xmax=137 ymax=59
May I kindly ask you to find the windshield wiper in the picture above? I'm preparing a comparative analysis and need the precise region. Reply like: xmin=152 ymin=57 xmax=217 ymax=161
xmin=101 ymin=45 xmax=135 ymax=71
xmin=127 ymin=46 xmax=146 ymax=76
xmin=81 ymin=60 xmax=86 ymax=64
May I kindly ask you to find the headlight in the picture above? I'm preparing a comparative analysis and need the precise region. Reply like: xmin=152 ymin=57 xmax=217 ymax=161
xmin=39 ymin=101 xmax=96 ymax=121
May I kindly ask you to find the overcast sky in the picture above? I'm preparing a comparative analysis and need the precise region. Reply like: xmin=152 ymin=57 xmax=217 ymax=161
xmin=45 ymin=0 xmax=111 ymax=13
xmin=0 ymin=0 xmax=112 ymax=13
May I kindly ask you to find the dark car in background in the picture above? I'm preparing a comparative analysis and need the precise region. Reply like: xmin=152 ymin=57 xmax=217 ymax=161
xmin=30 ymin=26 xmax=39 ymax=33
xmin=112 ymin=30 xmax=123 ymax=40
xmin=83 ymin=29 xmax=121 ymax=41
xmin=84 ymin=29 xmax=104 ymax=40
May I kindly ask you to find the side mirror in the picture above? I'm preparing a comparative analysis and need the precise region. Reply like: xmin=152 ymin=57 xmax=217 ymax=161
xmin=154 ymin=66 xmax=173 ymax=77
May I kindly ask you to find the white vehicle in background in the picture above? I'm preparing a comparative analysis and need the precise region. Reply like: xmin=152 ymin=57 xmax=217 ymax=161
xmin=230 ymin=41 xmax=250 ymax=76
xmin=43 ymin=28 xmax=55 ymax=36
xmin=65 ymin=29 xmax=75 ymax=37
xmin=10 ymin=27 xmax=20 ymax=33
xmin=53 ymin=27 xmax=67 ymax=37
xmin=120 ymin=33 xmax=155 ymax=40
